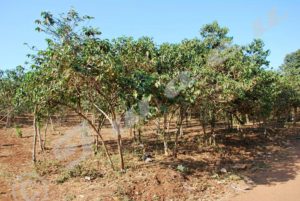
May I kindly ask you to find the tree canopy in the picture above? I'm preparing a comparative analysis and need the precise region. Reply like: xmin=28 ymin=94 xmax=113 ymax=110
xmin=1 ymin=9 xmax=299 ymax=171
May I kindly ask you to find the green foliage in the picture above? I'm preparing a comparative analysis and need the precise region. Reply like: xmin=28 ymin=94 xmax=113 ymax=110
xmin=35 ymin=160 xmax=62 ymax=176
xmin=14 ymin=124 xmax=22 ymax=138
xmin=0 ymin=66 xmax=25 ymax=127
xmin=280 ymin=49 xmax=300 ymax=108
xmin=56 ymin=164 xmax=102 ymax=184
xmin=176 ymin=164 xmax=189 ymax=174
xmin=2 ymin=9 xmax=299 ymax=170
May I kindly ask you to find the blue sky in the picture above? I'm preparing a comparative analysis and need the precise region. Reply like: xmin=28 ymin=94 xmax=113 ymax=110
xmin=0 ymin=0 xmax=299 ymax=70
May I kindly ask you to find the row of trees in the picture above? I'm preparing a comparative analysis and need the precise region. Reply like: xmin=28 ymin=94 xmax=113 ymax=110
xmin=0 ymin=10 xmax=299 ymax=171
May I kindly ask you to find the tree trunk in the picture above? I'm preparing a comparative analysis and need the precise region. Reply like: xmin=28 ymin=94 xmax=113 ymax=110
xmin=77 ymin=112 xmax=115 ymax=170
xmin=129 ymin=127 xmax=133 ymax=137
xmin=113 ymin=118 xmax=125 ymax=171
xmin=133 ymin=124 xmax=137 ymax=142
xmin=92 ymin=113 xmax=96 ymax=125
xmin=59 ymin=114 xmax=62 ymax=126
xmin=245 ymin=114 xmax=250 ymax=125
xmin=210 ymin=111 xmax=216 ymax=146
xmin=179 ymin=122 xmax=183 ymax=137
xmin=37 ymin=121 xmax=44 ymax=151
xmin=55 ymin=102 xmax=115 ymax=170
xmin=43 ymin=118 xmax=49 ymax=149
xmin=117 ymin=133 xmax=124 ymax=170
xmin=262 ymin=117 xmax=268 ymax=138
xmin=173 ymin=108 xmax=184 ymax=158
xmin=138 ymin=127 xmax=142 ymax=143
xmin=294 ymin=107 xmax=297 ymax=125
xmin=155 ymin=118 xmax=161 ymax=144
xmin=95 ymin=135 xmax=99 ymax=154
xmin=238 ymin=123 xmax=245 ymax=140
xmin=32 ymin=111 xmax=37 ymax=162
xmin=226 ymin=113 xmax=233 ymax=130
xmin=230 ymin=114 xmax=234 ymax=129
xmin=163 ymin=112 xmax=169 ymax=156
xmin=92 ymin=123 xmax=115 ymax=170
xmin=185 ymin=110 xmax=189 ymax=127
xmin=210 ymin=128 xmax=216 ymax=146
xmin=167 ymin=110 xmax=175 ymax=134
xmin=94 ymin=118 xmax=104 ymax=154
xmin=199 ymin=111 xmax=207 ymax=135
xmin=202 ymin=122 xmax=207 ymax=136
xmin=5 ymin=112 xmax=12 ymax=128
xmin=49 ymin=116 xmax=55 ymax=132
xmin=188 ymin=110 xmax=192 ymax=126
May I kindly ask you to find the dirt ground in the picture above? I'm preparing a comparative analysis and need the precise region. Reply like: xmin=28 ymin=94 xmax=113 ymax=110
xmin=0 ymin=123 xmax=300 ymax=201
xmin=232 ymin=137 xmax=300 ymax=201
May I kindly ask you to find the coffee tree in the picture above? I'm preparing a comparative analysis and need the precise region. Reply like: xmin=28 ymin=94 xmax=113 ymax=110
xmin=3 ymin=9 xmax=299 ymax=172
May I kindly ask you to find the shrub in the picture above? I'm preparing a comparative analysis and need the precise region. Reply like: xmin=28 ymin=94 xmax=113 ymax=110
xmin=15 ymin=124 xmax=22 ymax=138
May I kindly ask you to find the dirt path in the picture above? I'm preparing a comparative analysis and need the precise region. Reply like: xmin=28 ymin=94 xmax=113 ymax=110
xmin=0 ymin=128 xmax=33 ymax=201
xmin=232 ymin=140 xmax=300 ymax=201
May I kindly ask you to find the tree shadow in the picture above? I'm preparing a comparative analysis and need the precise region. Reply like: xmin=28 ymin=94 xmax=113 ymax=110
xmin=215 ymin=128 xmax=300 ymax=185
xmin=247 ymin=140 xmax=300 ymax=185
xmin=134 ymin=126 xmax=300 ymax=186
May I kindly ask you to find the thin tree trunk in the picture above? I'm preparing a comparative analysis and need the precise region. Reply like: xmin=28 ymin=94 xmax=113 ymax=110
xmin=179 ymin=122 xmax=183 ymax=137
xmin=59 ymin=114 xmax=62 ymax=126
xmin=32 ymin=109 xmax=37 ymax=162
xmin=77 ymin=111 xmax=115 ymax=170
xmin=138 ymin=126 xmax=142 ymax=143
xmin=94 ymin=118 xmax=100 ymax=155
xmin=49 ymin=116 xmax=55 ymax=132
xmin=129 ymin=127 xmax=133 ymax=137
xmin=294 ymin=107 xmax=297 ymax=125
xmin=133 ymin=124 xmax=137 ymax=142
xmin=117 ymin=133 xmax=124 ymax=170
xmin=95 ymin=135 xmax=99 ymax=154
xmin=94 ymin=124 xmax=115 ymax=170
xmin=43 ymin=117 xmax=49 ymax=149
xmin=155 ymin=118 xmax=161 ymax=144
xmin=92 ymin=113 xmax=96 ymax=125
xmin=202 ymin=121 xmax=206 ymax=135
xmin=230 ymin=114 xmax=234 ymax=129
xmin=112 ymin=118 xmax=125 ymax=171
xmin=37 ymin=121 xmax=44 ymax=151
xmin=167 ymin=110 xmax=176 ymax=134
xmin=188 ymin=109 xmax=192 ymax=126
xmin=226 ymin=113 xmax=232 ymax=130
xmin=199 ymin=111 xmax=207 ymax=135
xmin=210 ymin=125 xmax=216 ymax=146
xmin=163 ymin=112 xmax=169 ymax=156
xmin=185 ymin=111 xmax=189 ymax=127
xmin=238 ymin=122 xmax=245 ymax=140
xmin=92 ymin=123 xmax=115 ymax=170
xmin=174 ymin=108 xmax=184 ymax=158
xmin=245 ymin=114 xmax=250 ymax=125
xmin=210 ymin=111 xmax=216 ymax=146
xmin=262 ymin=117 xmax=267 ymax=138
xmin=95 ymin=118 xmax=105 ymax=154
xmin=53 ymin=101 xmax=115 ymax=170
xmin=5 ymin=112 xmax=12 ymax=128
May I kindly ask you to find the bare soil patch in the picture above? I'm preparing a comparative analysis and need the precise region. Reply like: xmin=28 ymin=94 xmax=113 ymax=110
xmin=1 ymin=124 xmax=300 ymax=201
